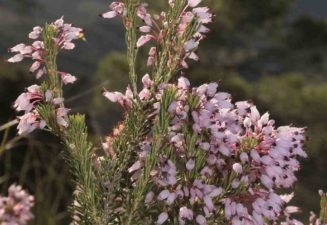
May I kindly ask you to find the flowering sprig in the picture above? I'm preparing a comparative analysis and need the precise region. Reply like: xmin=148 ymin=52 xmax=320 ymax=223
xmin=101 ymin=0 xmax=213 ymax=86
xmin=0 ymin=185 xmax=34 ymax=225
xmin=8 ymin=17 xmax=84 ymax=135
xmin=101 ymin=0 xmax=141 ymax=95
xmin=138 ymin=0 xmax=212 ymax=83
xmin=8 ymin=17 xmax=104 ymax=225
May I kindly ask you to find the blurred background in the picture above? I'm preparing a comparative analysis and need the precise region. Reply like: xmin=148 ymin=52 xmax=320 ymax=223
xmin=0 ymin=0 xmax=326 ymax=224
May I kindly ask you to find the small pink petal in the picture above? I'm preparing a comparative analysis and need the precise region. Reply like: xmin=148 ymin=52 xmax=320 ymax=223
xmin=62 ymin=73 xmax=77 ymax=84
xmin=10 ymin=43 xmax=26 ymax=52
xmin=30 ymin=61 xmax=41 ymax=73
xmin=136 ymin=35 xmax=153 ymax=48
xmin=157 ymin=212 xmax=168 ymax=224
xmin=8 ymin=54 xmax=24 ymax=63
xmin=101 ymin=11 xmax=117 ymax=19
xmin=139 ymin=26 xmax=152 ymax=33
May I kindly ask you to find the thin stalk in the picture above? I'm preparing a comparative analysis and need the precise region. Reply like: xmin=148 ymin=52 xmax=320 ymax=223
xmin=125 ymin=0 xmax=141 ymax=96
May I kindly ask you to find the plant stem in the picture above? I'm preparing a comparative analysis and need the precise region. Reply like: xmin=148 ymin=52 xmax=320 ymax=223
xmin=125 ymin=0 xmax=140 ymax=96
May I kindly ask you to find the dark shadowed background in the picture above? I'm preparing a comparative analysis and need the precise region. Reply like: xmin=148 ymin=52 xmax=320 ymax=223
xmin=0 ymin=0 xmax=326 ymax=224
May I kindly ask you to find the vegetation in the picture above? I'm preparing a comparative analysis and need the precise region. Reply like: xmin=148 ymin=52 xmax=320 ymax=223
xmin=0 ymin=0 xmax=326 ymax=224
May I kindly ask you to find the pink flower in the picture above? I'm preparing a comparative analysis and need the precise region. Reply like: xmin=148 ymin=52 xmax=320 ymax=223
xmin=8 ymin=53 xmax=24 ymax=63
xmin=17 ymin=112 xmax=45 ymax=135
xmin=29 ymin=61 xmax=41 ymax=73
xmin=137 ymin=4 xmax=152 ymax=26
xmin=60 ymin=72 xmax=77 ymax=84
xmin=195 ymin=215 xmax=206 ymax=225
xmin=186 ymin=159 xmax=195 ymax=170
xmin=158 ymin=190 xmax=170 ymax=201
xmin=102 ymin=87 xmax=133 ymax=109
xmin=178 ymin=76 xmax=191 ymax=90
xmin=9 ymin=43 xmax=26 ymax=52
xmin=157 ymin=212 xmax=168 ymax=224
xmin=14 ymin=85 xmax=42 ymax=112
xmin=203 ymin=195 xmax=214 ymax=211
xmin=136 ymin=35 xmax=154 ymax=48
xmin=103 ymin=91 xmax=124 ymax=103
xmin=206 ymin=82 xmax=218 ymax=97
xmin=147 ymin=47 xmax=157 ymax=66
xmin=192 ymin=7 xmax=213 ymax=24
xmin=184 ymin=39 xmax=199 ymax=51
xmin=145 ymin=191 xmax=154 ymax=204
xmin=142 ymin=74 xmax=152 ymax=88
xmin=28 ymin=26 xmax=43 ymax=39
xmin=56 ymin=107 xmax=70 ymax=127
xmin=188 ymin=52 xmax=199 ymax=61
xmin=179 ymin=207 xmax=194 ymax=221
xmin=100 ymin=2 xmax=127 ymax=19
xmin=139 ymin=88 xmax=151 ymax=100
xmin=139 ymin=25 xmax=152 ymax=33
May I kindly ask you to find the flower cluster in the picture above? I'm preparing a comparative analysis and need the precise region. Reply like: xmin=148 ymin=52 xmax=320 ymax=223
xmin=8 ymin=17 xmax=82 ymax=82
xmin=102 ymin=74 xmax=152 ymax=109
xmin=0 ymin=185 xmax=34 ymax=225
xmin=138 ymin=0 xmax=213 ymax=69
xmin=13 ymin=84 xmax=69 ymax=135
xmin=103 ymin=74 xmax=307 ymax=225
xmin=101 ymin=0 xmax=213 ymax=70
xmin=8 ymin=17 xmax=82 ymax=135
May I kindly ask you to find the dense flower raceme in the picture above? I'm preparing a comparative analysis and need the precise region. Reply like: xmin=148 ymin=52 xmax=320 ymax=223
xmin=103 ymin=75 xmax=308 ymax=225
xmin=101 ymin=0 xmax=213 ymax=69
xmin=0 ymin=185 xmax=34 ymax=225
xmin=8 ymin=17 xmax=82 ymax=82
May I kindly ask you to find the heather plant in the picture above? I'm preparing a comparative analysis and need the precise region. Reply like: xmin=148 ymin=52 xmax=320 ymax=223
xmin=2 ymin=0 xmax=327 ymax=225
